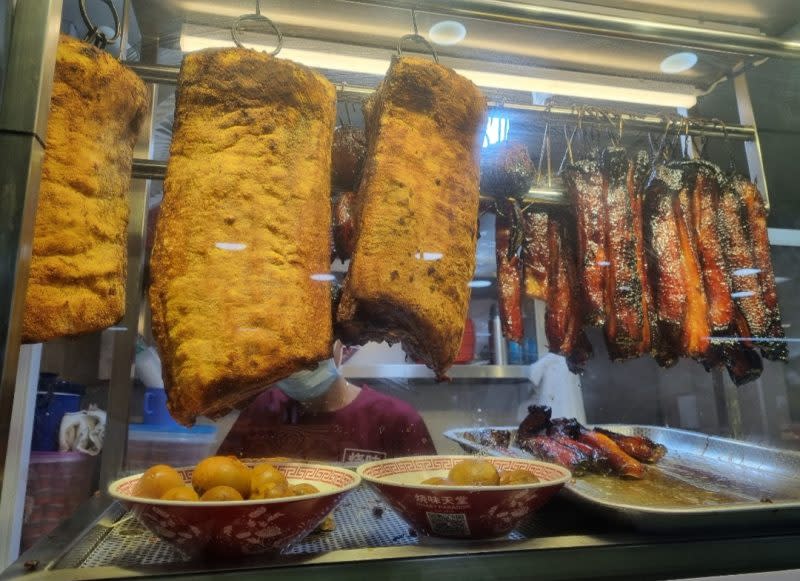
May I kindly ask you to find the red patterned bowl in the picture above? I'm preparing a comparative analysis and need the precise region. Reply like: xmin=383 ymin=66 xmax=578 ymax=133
xmin=357 ymin=455 xmax=570 ymax=539
xmin=108 ymin=461 xmax=360 ymax=557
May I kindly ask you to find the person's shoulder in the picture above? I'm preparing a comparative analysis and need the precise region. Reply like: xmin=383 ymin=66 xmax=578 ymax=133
xmin=355 ymin=385 xmax=423 ymax=421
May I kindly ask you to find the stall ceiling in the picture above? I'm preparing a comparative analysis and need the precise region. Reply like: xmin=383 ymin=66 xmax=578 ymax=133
xmin=559 ymin=0 xmax=800 ymax=36
xmin=131 ymin=0 xmax=800 ymax=93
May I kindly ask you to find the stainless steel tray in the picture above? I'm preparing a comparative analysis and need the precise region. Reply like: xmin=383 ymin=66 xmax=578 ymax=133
xmin=444 ymin=425 xmax=800 ymax=532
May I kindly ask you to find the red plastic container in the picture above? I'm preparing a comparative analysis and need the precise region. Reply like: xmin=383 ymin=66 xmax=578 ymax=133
xmin=22 ymin=452 xmax=96 ymax=550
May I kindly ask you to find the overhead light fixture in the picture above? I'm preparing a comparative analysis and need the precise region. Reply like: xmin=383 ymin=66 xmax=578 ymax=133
xmin=428 ymin=21 xmax=466 ymax=46
xmin=180 ymin=34 xmax=698 ymax=108
xmin=660 ymin=52 xmax=698 ymax=74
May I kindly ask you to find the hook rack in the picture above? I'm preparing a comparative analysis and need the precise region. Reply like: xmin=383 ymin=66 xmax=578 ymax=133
xmin=397 ymin=8 xmax=439 ymax=63
xmin=231 ymin=0 xmax=284 ymax=55
xmin=79 ymin=0 xmax=120 ymax=49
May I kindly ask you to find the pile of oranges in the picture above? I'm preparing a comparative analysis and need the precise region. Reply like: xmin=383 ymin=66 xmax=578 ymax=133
xmin=134 ymin=456 xmax=320 ymax=502
xmin=421 ymin=459 xmax=540 ymax=486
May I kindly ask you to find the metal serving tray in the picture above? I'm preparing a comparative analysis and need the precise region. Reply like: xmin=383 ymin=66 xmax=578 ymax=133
xmin=444 ymin=425 xmax=800 ymax=533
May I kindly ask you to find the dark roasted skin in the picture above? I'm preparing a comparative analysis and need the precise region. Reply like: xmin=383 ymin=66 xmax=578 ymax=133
xmin=517 ymin=435 xmax=596 ymax=475
xmin=685 ymin=162 xmax=735 ymax=335
xmin=632 ymin=150 xmax=656 ymax=358
xmin=331 ymin=126 xmax=366 ymax=190
xmin=733 ymin=175 xmax=787 ymax=361
xmin=594 ymin=427 xmax=667 ymax=463
xmin=480 ymin=142 xmax=535 ymax=200
xmin=717 ymin=174 xmax=768 ymax=345
xmin=564 ymin=160 xmax=608 ymax=326
xmin=643 ymin=166 xmax=684 ymax=366
xmin=332 ymin=191 xmax=356 ymax=261
xmin=522 ymin=209 xmax=549 ymax=301
xmin=517 ymin=404 xmax=551 ymax=438
xmin=645 ymin=165 xmax=710 ymax=363
xmin=496 ymin=201 xmax=524 ymax=342
xmin=601 ymin=148 xmax=648 ymax=360
xmin=725 ymin=346 xmax=764 ymax=386
xmin=545 ymin=210 xmax=592 ymax=371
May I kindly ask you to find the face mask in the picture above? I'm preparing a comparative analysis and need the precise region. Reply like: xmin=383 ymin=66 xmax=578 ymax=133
xmin=276 ymin=359 xmax=339 ymax=402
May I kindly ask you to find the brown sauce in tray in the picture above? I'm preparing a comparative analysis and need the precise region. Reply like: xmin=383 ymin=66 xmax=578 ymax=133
xmin=570 ymin=449 xmax=800 ymax=509
xmin=573 ymin=470 xmax=748 ymax=508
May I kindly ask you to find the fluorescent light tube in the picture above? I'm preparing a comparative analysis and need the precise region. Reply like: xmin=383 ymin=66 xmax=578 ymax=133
xmin=180 ymin=34 xmax=697 ymax=108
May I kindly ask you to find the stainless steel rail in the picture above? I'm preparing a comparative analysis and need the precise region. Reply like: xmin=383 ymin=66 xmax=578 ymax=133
xmin=127 ymin=65 xmax=756 ymax=141
xmin=129 ymin=65 xmax=756 ymax=192
xmin=342 ymin=0 xmax=800 ymax=60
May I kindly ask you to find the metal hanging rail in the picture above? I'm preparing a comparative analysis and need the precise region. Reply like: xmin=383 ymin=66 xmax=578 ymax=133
xmin=129 ymin=64 xmax=756 ymax=189
xmin=341 ymin=0 xmax=800 ymax=60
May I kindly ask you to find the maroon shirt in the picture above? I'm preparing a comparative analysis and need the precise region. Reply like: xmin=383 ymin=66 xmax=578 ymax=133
xmin=218 ymin=385 xmax=436 ymax=463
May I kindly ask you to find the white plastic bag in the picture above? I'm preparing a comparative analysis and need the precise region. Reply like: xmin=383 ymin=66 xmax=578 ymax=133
xmin=518 ymin=353 xmax=586 ymax=423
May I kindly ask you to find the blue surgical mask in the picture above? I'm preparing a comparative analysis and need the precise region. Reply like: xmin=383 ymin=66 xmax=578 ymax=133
xmin=276 ymin=359 xmax=339 ymax=402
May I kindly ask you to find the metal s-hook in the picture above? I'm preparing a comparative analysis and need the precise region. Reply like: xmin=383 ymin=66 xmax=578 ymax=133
xmin=79 ymin=0 xmax=120 ymax=49
xmin=397 ymin=8 xmax=439 ymax=63
xmin=232 ymin=0 xmax=283 ymax=55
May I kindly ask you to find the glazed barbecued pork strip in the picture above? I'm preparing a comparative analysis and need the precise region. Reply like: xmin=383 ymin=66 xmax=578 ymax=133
xmin=522 ymin=209 xmax=549 ymax=301
xmin=716 ymin=174 xmax=776 ymax=359
xmin=336 ymin=57 xmax=487 ymax=379
xmin=545 ymin=210 xmax=592 ymax=373
xmin=564 ymin=160 xmax=608 ymax=326
xmin=644 ymin=165 xmax=710 ymax=364
xmin=150 ymin=48 xmax=336 ymax=424
xmin=732 ymin=174 xmax=787 ymax=361
xmin=23 ymin=36 xmax=147 ymax=343
xmin=496 ymin=201 xmax=524 ymax=342
xmin=594 ymin=427 xmax=667 ymax=463
xmin=516 ymin=435 xmax=598 ymax=475
xmin=601 ymin=148 xmax=650 ymax=360
xmin=684 ymin=161 xmax=736 ymax=336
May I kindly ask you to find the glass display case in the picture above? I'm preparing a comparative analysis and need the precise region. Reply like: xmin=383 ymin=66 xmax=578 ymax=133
xmin=2 ymin=0 xmax=800 ymax=578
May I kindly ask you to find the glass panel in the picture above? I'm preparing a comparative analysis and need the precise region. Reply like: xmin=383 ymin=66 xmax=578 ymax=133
xmin=7 ymin=0 xmax=800 ymax=577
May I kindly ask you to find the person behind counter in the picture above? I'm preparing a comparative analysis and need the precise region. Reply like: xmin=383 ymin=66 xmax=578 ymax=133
xmin=218 ymin=342 xmax=436 ymax=463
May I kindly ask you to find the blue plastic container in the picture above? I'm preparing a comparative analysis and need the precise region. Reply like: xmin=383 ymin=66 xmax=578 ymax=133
xmin=32 ymin=391 xmax=81 ymax=452
xmin=143 ymin=387 xmax=182 ymax=428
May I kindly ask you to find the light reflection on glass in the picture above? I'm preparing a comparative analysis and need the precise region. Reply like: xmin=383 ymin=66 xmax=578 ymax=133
xmin=310 ymin=273 xmax=336 ymax=282
xmin=775 ymin=276 xmax=790 ymax=284
xmin=415 ymin=252 xmax=444 ymax=261
xmin=730 ymin=290 xmax=755 ymax=299
xmin=597 ymin=261 xmax=610 ymax=267
xmin=732 ymin=268 xmax=761 ymax=277
xmin=215 ymin=242 xmax=247 ymax=251
xmin=468 ymin=280 xmax=492 ymax=288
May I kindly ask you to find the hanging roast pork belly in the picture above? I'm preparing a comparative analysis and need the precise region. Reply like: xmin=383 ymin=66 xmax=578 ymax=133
xmin=335 ymin=57 xmax=487 ymax=379
xmin=23 ymin=35 xmax=147 ymax=343
xmin=149 ymin=48 xmax=336 ymax=424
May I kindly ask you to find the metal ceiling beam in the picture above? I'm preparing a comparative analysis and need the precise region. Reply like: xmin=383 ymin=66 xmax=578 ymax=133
xmin=341 ymin=0 xmax=800 ymax=60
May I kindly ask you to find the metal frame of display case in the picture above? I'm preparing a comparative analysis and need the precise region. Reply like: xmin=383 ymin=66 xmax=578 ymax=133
xmin=2 ymin=0 xmax=800 ymax=578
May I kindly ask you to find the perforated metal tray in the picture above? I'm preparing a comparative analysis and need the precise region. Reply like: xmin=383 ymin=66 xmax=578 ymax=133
xmin=55 ymin=485 xmax=543 ymax=570
xmin=444 ymin=424 xmax=800 ymax=532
